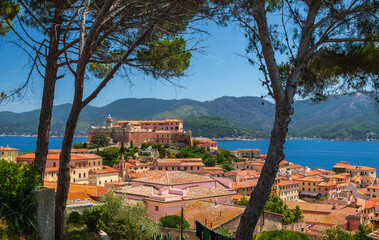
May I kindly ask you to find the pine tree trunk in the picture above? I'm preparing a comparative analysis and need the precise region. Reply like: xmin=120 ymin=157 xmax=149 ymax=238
xmin=235 ymin=102 xmax=292 ymax=240
xmin=55 ymin=104 xmax=82 ymax=239
xmin=34 ymin=3 xmax=63 ymax=185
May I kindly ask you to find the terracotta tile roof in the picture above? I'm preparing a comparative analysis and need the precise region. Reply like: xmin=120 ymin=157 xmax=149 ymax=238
xmin=317 ymin=182 xmax=337 ymax=187
xmin=48 ymin=149 xmax=89 ymax=154
xmin=133 ymin=171 xmax=214 ymax=185
xmin=295 ymin=176 xmax=324 ymax=182
xmin=92 ymin=166 xmax=119 ymax=174
xmin=285 ymin=201 xmax=345 ymax=213
xmin=346 ymin=165 xmax=376 ymax=171
xmin=368 ymin=185 xmax=379 ymax=190
xmin=184 ymin=185 xmax=234 ymax=200
xmin=68 ymin=192 xmax=93 ymax=201
xmin=288 ymin=164 xmax=303 ymax=169
xmin=45 ymin=167 xmax=59 ymax=172
xmin=232 ymin=179 xmax=258 ymax=189
xmin=224 ymin=172 xmax=237 ymax=177
xmin=333 ymin=161 xmax=350 ymax=168
xmin=17 ymin=153 xmax=101 ymax=161
xmin=171 ymin=201 xmax=246 ymax=229
xmin=121 ymin=185 xmax=158 ymax=197
xmin=0 ymin=146 xmax=19 ymax=151
xmin=358 ymin=188 xmax=367 ymax=195
xmin=44 ymin=181 xmax=108 ymax=198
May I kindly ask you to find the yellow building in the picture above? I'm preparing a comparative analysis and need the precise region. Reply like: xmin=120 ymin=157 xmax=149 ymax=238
xmin=89 ymin=166 xmax=120 ymax=186
xmin=294 ymin=176 xmax=324 ymax=197
xmin=0 ymin=145 xmax=19 ymax=162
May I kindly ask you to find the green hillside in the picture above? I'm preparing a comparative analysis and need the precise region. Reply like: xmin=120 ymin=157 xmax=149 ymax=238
xmin=184 ymin=117 xmax=268 ymax=139
xmin=0 ymin=93 xmax=377 ymax=139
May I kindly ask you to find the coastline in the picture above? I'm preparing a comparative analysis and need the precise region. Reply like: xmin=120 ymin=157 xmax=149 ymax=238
xmin=0 ymin=135 xmax=377 ymax=142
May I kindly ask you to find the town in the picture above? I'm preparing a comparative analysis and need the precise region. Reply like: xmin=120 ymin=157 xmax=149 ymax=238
xmin=3 ymin=117 xmax=379 ymax=239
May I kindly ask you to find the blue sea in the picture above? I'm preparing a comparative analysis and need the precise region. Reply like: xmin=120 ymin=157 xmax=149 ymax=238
xmin=0 ymin=137 xmax=378 ymax=170
xmin=218 ymin=139 xmax=379 ymax=170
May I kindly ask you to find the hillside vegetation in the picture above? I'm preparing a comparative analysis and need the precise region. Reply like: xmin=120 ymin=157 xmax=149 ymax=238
xmin=0 ymin=93 xmax=377 ymax=140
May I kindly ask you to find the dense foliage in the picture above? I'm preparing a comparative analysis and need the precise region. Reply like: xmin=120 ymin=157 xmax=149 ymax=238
xmin=90 ymin=134 xmax=110 ymax=148
xmin=239 ymin=195 xmax=304 ymax=225
xmin=159 ymin=215 xmax=190 ymax=230
xmin=252 ymin=229 xmax=312 ymax=240
xmin=174 ymin=146 xmax=237 ymax=167
xmin=68 ymin=211 xmax=82 ymax=224
xmin=184 ymin=117 xmax=268 ymax=139
xmin=320 ymin=225 xmax=373 ymax=240
xmin=0 ymin=95 xmax=377 ymax=140
xmin=83 ymin=191 xmax=159 ymax=240
xmin=0 ymin=161 xmax=40 ymax=235
xmin=264 ymin=196 xmax=304 ymax=225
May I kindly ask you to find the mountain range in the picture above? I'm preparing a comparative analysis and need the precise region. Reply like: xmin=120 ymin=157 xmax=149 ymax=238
xmin=0 ymin=93 xmax=378 ymax=140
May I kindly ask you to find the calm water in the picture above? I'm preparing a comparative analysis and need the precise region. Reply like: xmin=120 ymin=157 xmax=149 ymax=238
xmin=218 ymin=139 xmax=379 ymax=170
xmin=0 ymin=136 xmax=88 ymax=153
xmin=0 ymin=137 xmax=378 ymax=170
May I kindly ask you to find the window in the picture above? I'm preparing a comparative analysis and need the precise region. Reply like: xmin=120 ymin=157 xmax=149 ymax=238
xmin=94 ymin=162 xmax=96 ymax=166
xmin=79 ymin=163 xmax=81 ymax=167
xmin=197 ymin=166 xmax=200 ymax=170
xmin=159 ymin=167 xmax=162 ymax=170
xmin=155 ymin=206 xmax=159 ymax=211
xmin=8 ymin=152 xmax=11 ymax=155
xmin=184 ymin=167 xmax=187 ymax=170
xmin=53 ymin=162 xmax=56 ymax=167
xmin=79 ymin=173 xmax=81 ymax=178
xmin=1 ymin=152 xmax=3 ymax=155
xmin=83 ymin=173 xmax=86 ymax=178
xmin=89 ymin=162 xmax=91 ymax=166
xmin=98 ymin=161 xmax=100 ymax=165
xmin=99 ymin=181 xmax=101 ymax=185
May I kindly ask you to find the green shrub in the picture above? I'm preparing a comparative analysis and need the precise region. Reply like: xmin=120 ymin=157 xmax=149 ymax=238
xmin=0 ymin=161 xmax=40 ymax=234
xmin=101 ymin=192 xmax=160 ymax=240
xmin=253 ymin=229 xmax=312 ymax=240
xmin=83 ymin=206 xmax=104 ymax=232
xmin=221 ymin=164 xmax=233 ymax=171
xmin=159 ymin=215 xmax=190 ymax=230
xmin=68 ymin=211 xmax=82 ymax=224
xmin=0 ymin=160 xmax=40 ymax=209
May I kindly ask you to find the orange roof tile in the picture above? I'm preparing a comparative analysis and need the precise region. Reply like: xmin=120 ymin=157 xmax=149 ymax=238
xmin=44 ymin=181 xmax=108 ymax=198
xmin=0 ymin=146 xmax=19 ymax=151
xmin=92 ymin=166 xmax=119 ymax=174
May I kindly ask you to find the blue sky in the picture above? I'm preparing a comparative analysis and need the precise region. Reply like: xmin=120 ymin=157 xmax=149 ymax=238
xmin=0 ymin=22 xmax=268 ymax=113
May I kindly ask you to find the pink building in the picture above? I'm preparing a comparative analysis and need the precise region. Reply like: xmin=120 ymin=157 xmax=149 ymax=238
xmin=151 ymin=158 xmax=204 ymax=173
xmin=317 ymin=182 xmax=337 ymax=198
xmin=116 ymin=171 xmax=235 ymax=220
xmin=114 ymin=119 xmax=183 ymax=132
